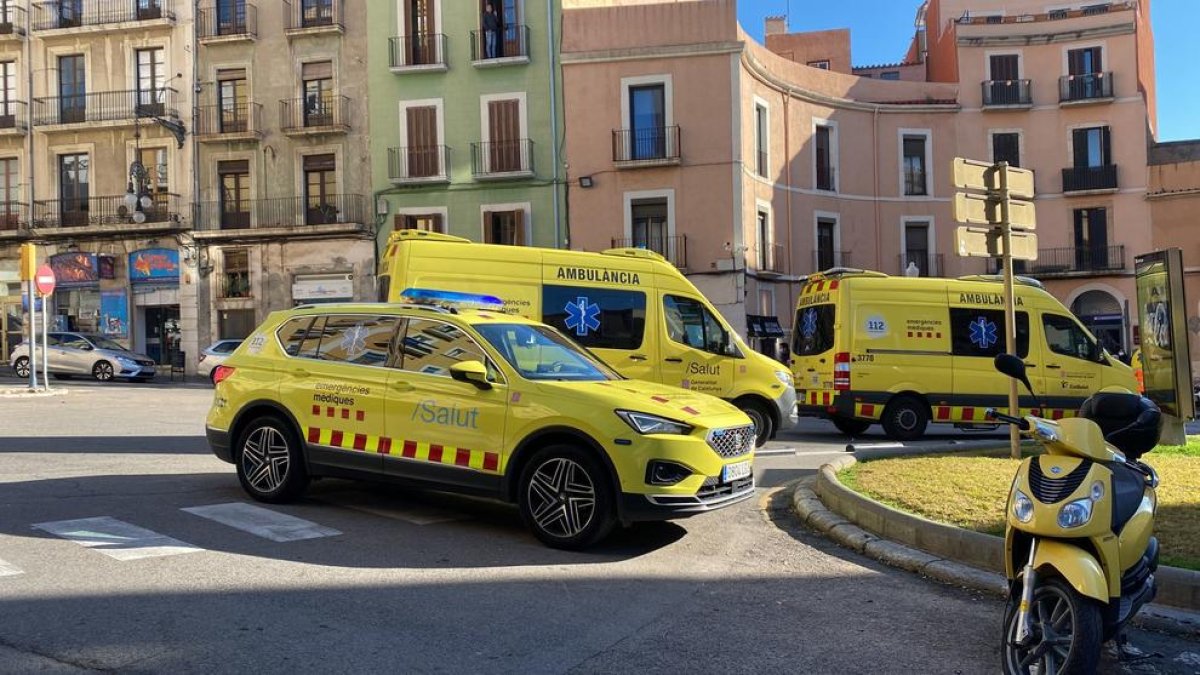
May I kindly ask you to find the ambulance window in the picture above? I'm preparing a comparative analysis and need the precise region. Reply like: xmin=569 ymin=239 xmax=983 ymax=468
xmin=294 ymin=316 xmax=326 ymax=359
xmin=663 ymin=295 xmax=734 ymax=356
xmin=312 ymin=315 xmax=400 ymax=366
xmin=949 ymin=309 xmax=1029 ymax=358
xmin=277 ymin=317 xmax=315 ymax=357
xmin=1042 ymin=314 xmax=1102 ymax=362
xmin=793 ymin=305 xmax=834 ymax=356
xmin=397 ymin=318 xmax=500 ymax=381
xmin=542 ymin=285 xmax=646 ymax=350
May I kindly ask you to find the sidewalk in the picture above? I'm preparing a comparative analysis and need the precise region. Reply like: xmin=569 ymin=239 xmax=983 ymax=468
xmin=0 ymin=371 xmax=211 ymax=390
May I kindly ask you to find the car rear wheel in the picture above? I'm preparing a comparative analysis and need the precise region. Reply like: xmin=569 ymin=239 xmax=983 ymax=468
xmin=518 ymin=444 xmax=615 ymax=550
xmin=91 ymin=361 xmax=114 ymax=382
xmin=235 ymin=416 xmax=309 ymax=503
xmin=736 ymin=400 xmax=773 ymax=447
xmin=13 ymin=356 xmax=30 ymax=378
xmin=831 ymin=416 xmax=871 ymax=436
xmin=881 ymin=396 xmax=929 ymax=442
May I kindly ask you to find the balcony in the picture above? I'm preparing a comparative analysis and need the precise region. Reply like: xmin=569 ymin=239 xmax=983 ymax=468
xmin=1059 ymin=72 xmax=1114 ymax=104
xmin=470 ymin=25 xmax=530 ymax=66
xmin=194 ymin=103 xmax=262 ymax=142
xmin=198 ymin=3 xmax=256 ymax=43
xmin=898 ymin=252 xmax=943 ymax=277
xmin=32 ymin=89 xmax=178 ymax=127
xmin=756 ymin=243 xmax=785 ymax=275
xmin=31 ymin=194 xmax=183 ymax=234
xmin=279 ymin=95 xmax=349 ymax=136
xmin=471 ymin=139 xmax=534 ymax=179
xmin=389 ymin=34 xmax=448 ymax=72
xmin=218 ymin=271 xmax=251 ymax=299
xmin=0 ymin=5 xmax=27 ymax=38
xmin=982 ymin=80 xmax=1032 ymax=108
xmin=193 ymin=194 xmax=367 ymax=237
xmin=814 ymin=251 xmax=851 ymax=272
xmin=610 ymin=234 xmax=687 ymax=270
xmin=0 ymin=202 xmax=28 ymax=235
xmin=0 ymin=101 xmax=28 ymax=134
xmin=613 ymin=126 xmax=681 ymax=167
xmin=284 ymin=0 xmax=342 ymax=36
xmin=992 ymin=245 xmax=1125 ymax=277
xmin=32 ymin=0 xmax=174 ymax=33
xmin=388 ymin=146 xmax=450 ymax=184
xmin=1062 ymin=165 xmax=1118 ymax=193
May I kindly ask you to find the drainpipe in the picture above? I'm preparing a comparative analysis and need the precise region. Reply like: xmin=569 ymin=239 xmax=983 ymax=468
xmin=784 ymin=86 xmax=792 ymax=280
xmin=873 ymin=105 xmax=881 ymax=270
xmin=546 ymin=0 xmax=561 ymax=248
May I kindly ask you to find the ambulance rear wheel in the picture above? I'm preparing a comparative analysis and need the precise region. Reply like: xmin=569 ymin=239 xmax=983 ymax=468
xmin=235 ymin=415 xmax=309 ymax=504
xmin=736 ymin=400 xmax=773 ymax=447
xmin=831 ymin=416 xmax=871 ymax=437
xmin=881 ymin=396 xmax=929 ymax=442
xmin=519 ymin=444 xmax=616 ymax=550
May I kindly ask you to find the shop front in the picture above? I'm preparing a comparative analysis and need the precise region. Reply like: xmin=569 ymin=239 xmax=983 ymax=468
xmin=129 ymin=248 xmax=182 ymax=366
xmin=49 ymin=252 xmax=104 ymax=334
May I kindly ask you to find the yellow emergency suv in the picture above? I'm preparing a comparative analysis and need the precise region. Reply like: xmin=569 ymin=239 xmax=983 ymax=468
xmin=377 ymin=231 xmax=796 ymax=446
xmin=792 ymin=270 xmax=1138 ymax=440
xmin=205 ymin=290 xmax=756 ymax=550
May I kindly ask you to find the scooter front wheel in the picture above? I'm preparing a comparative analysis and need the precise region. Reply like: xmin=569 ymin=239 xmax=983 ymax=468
xmin=1002 ymin=577 xmax=1103 ymax=675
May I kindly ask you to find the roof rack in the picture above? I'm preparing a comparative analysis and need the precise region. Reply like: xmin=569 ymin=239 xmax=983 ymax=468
xmin=291 ymin=301 xmax=456 ymax=314
xmin=600 ymin=247 xmax=668 ymax=261
xmin=387 ymin=230 xmax=471 ymax=245
xmin=957 ymin=274 xmax=1045 ymax=289
xmin=801 ymin=267 xmax=889 ymax=283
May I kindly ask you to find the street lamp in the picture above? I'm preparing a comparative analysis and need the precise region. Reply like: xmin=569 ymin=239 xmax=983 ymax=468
xmin=124 ymin=118 xmax=153 ymax=223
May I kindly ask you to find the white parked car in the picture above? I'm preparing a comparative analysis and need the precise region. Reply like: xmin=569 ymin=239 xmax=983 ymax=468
xmin=198 ymin=339 xmax=242 ymax=384
xmin=10 ymin=332 xmax=156 ymax=382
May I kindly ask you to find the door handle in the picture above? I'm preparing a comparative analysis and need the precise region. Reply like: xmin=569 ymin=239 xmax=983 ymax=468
xmin=806 ymin=368 xmax=817 ymax=373
xmin=818 ymin=358 xmax=827 ymax=364
xmin=1045 ymin=364 xmax=1062 ymax=370
xmin=390 ymin=380 xmax=414 ymax=391
xmin=291 ymin=367 xmax=311 ymax=378
xmin=629 ymin=354 xmax=648 ymax=362
xmin=665 ymin=357 xmax=684 ymax=363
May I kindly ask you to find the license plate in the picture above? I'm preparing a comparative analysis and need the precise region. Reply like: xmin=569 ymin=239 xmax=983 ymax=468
xmin=722 ymin=460 xmax=752 ymax=483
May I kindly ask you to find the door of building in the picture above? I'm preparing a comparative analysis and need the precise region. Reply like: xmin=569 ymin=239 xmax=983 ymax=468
xmin=144 ymin=305 xmax=180 ymax=365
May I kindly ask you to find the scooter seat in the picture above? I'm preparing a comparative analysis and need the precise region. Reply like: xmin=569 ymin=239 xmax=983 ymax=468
xmin=1109 ymin=462 xmax=1146 ymax=533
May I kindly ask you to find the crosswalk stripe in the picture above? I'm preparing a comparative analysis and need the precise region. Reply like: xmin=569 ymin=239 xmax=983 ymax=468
xmin=318 ymin=492 xmax=466 ymax=526
xmin=32 ymin=516 xmax=202 ymax=561
xmin=0 ymin=558 xmax=23 ymax=577
xmin=181 ymin=503 xmax=341 ymax=542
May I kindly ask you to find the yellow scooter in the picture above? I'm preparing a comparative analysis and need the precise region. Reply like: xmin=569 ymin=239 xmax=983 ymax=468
xmin=989 ymin=354 xmax=1162 ymax=674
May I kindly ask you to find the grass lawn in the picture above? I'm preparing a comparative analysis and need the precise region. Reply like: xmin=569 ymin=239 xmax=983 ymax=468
xmin=839 ymin=439 xmax=1200 ymax=571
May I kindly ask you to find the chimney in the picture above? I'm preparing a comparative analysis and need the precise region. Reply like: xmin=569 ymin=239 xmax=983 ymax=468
xmin=765 ymin=15 xmax=787 ymax=36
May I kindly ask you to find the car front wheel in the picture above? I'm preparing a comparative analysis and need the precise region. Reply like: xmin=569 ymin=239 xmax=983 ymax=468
xmin=235 ymin=416 xmax=309 ymax=503
xmin=91 ymin=361 xmax=115 ymax=382
xmin=518 ymin=445 xmax=615 ymax=550
xmin=13 ymin=356 xmax=30 ymax=378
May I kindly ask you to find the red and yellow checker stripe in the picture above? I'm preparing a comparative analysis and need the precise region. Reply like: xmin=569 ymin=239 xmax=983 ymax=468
xmin=306 ymin=426 xmax=501 ymax=473
xmin=801 ymin=279 xmax=840 ymax=294
xmin=800 ymin=390 xmax=838 ymax=406
xmin=850 ymin=403 xmax=1077 ymax=423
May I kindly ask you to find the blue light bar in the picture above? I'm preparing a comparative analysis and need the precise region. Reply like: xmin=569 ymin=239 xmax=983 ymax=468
xmin=399 ymin=288 xmax=504 ymax=309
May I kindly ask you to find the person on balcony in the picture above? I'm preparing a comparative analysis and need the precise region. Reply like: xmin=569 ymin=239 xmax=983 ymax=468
xmin=482 ymin=3 xmax=500 ymax=59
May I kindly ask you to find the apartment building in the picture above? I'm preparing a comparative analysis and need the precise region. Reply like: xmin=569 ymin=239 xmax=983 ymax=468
xmin=193 ymin=0 xmax=374 ymax=350
xmin=561 ymin=0 xmax=1161 ymax=359
xmin=0 ymin=0 xmax=198 ymax=367
xmin=367 ymin=0 xmax=565 ymax=251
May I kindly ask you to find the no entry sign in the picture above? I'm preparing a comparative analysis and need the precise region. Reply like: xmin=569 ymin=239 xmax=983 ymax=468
xmin=35 ymin=265 xmax=56 ymax=296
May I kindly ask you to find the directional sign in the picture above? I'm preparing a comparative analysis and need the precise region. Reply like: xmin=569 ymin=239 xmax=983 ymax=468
xmin=955 ymin=226 xmax=1038 ymax=261
xmin=34 ymin=265 xmax=56 ymax=296
xmin=954 ymin=193 xmax=1037 ymax=230
xmin=952 ymin=158 xmax=1035 ymax=199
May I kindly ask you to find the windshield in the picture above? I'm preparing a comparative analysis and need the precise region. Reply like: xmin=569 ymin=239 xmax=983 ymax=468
xmin=88 ymin=336 xmax=129 ymax=351
xmin=474 ymin=323 xmax=620 ymax=382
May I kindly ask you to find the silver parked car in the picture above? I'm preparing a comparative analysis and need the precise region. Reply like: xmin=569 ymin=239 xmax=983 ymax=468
xmin=10 ymin=332 xmax=157 ymax=382
xmin=198 ymin=339 xmax=242 ymax=384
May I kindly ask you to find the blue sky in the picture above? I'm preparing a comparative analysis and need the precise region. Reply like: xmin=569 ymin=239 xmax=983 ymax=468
xmin=738 ymin=0 xmax=1198 ymax=141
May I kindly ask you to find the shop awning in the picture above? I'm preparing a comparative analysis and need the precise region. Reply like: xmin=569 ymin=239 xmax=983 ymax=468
xmin=746 ymin=314 xmax=786 ymax=338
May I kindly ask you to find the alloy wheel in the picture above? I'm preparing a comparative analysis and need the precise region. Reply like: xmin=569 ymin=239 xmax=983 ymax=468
xmin=240 ymin=426 xmax=291 ymax=494
xmin=525 ymin=457 xmax=596 ymax=539
xmin=13 ymin=357 xmax=29 ymax=378
xmin=92 ymin=361 xmax=114 ymax=381
xmin=1006 ymin=585 xmax=1079 ymax=674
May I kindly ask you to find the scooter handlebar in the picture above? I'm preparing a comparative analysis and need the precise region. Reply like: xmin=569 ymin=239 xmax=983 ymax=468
xmin=984 ymin=408 xmax=1031 ymax=430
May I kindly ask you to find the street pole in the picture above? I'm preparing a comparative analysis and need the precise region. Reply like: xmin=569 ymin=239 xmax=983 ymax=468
xmin=999 ymin=162 xmax=1020 ymax=460
xmin=41 ymin=291 xmax=48 ymax=390
xmin=26 ymin=277 xmax=37 ymax=390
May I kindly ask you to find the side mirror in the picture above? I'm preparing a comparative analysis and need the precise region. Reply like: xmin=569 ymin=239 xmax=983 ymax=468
xmin=993 ymin=353 xmax=1033 ymax=394
xmin=449 ymin=360 xmax=492 ymax=390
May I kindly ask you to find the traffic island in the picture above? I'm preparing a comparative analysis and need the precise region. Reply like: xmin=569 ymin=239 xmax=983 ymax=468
xmin=793 ymin=448 xmax=1200 ymax=623
xmin=0 ymin=387 xmax=68 ymax=398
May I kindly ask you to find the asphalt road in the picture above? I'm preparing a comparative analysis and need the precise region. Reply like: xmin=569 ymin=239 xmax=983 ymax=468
xmin=0 ymin=380 xmax=1197 ymax=674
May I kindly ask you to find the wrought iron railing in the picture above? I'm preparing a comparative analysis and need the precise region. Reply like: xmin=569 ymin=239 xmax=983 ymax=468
xmin=612 ymin=126 xmax=681 ymax=163
xmin=32 ymin=0 xmax=174 ymax=30
xmin=388 ymin=146 xmax=450 ymax=182
xmin=389 ymin=34 xmax=447 ymax=68
xmin=32 ymin=194 xmax=181 ymax=228
xmin=193 ymin=194 xmax=366 ymax=231
xmin=218 ymin=271 xmax=251 ymax=299
xmin=1062 ymin=165 xmax=1118 ymax=192
xmin=757 ymin=243 xmax=785 ymax=273
xmin=195 ymin=103 xmax=262 ymax=137
xmin=470 ymin=24 xmax=529 ymax=61
xmin=814 ymin=250 xmax=851 ymax=272
xmin=0 ymin=201 xmax=26 ymax=230
xmin=32 ymin=88 xmax=178 ymax=126
xmin=0 ymin=5 xmax=27 ymax=35
xmin=816 ymin=164 xmax=836 ymax=191
xmin=471 ymin=139 xmax=534 ymax=176
xmin=992 ymin=245 xmax=1125 ymax=276
xmin=198 ymin=2 xmax=256 ymax=39
xmin=1059 ymin=72 xmax=1113 ymax=102
xmin=898 ymin=252 xmax=943 ymax=277
xmin=982 ymin=79 xmax=1032 ymax=106
xmin=279 ymin=95 xmax=349 ymax=132
xmin=0 ymin=100 xmax=26 ymax=130
xmin=610 ymin=234 xmax=688 ymax=269
xmin=284 ymin=0 xmax=340 ymax=32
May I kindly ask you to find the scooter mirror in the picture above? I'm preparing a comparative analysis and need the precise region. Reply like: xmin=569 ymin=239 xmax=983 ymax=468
xmin=994 ymin=353 xmax=1033 ymax=394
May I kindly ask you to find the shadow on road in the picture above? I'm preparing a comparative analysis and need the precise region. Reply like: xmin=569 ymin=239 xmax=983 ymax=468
xmin=0 ymin=436 xmax=209 ymax=454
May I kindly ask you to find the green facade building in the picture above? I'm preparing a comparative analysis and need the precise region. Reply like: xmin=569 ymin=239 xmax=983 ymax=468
xmin=367 ymin=0 xmax=565 ymax=255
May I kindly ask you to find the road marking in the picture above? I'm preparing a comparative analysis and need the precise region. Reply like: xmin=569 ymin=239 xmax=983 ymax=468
xmin=318 ymin=492 xmax=466 ymax=526
xmin=181 ymin=503 xmax=342 ymax=542
xmin=32 ymin=517 xmax=202 ymax=561
xmin=0 ymin=558 xmax=23 ymax=577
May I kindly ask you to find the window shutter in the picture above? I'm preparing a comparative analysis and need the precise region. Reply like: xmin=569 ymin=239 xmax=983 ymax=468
xmin=217 ymin=68 xmax=246 ymax=81
xmin=301 ymin=61 xmax=333 ymax=81
xmin=303 ymin=153 xmax=336 ymax=171
xmin=218 ymin=159 xmax=249 ymax=174
xmin=1101 ymin=127 xmax=1112 ymax=165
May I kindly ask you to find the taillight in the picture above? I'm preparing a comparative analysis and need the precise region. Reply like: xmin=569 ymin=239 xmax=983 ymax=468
xmin=834 ymin=352 xmax=851 ymax=391
xmin=198 ymin=353 xmax=207 ymax=363
xmin=213 ymin=365 xmax=236 ymax=385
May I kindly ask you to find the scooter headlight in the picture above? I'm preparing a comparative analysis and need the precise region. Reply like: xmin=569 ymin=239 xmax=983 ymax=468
xmin=1012 ymin=490 xmax=1034 ymax=523
xmin=1058 ymin=497 xmax=1094 ymax=529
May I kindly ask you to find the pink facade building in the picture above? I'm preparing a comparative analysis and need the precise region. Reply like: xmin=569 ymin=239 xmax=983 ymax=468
xmin=561 ymin=0 xmax=1160 ymax=358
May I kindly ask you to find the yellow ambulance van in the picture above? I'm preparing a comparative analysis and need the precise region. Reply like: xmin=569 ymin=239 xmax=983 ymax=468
xmin=378 ymin=231 xmax=796 ymax=445
xmin=791 ymin=270 xmax=1137 ymax=440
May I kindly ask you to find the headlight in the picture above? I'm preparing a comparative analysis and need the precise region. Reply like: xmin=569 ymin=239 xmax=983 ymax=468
xmin=775 ymin=370 xmax=793 ymax=386
xmin=1012 ymin=490 xmax=1034 ymax=523
xmin=116 ymin=356 xmax=136 ymax=365
xmin=1058 ymin=497 xmax=1094 ymax=529
xmin=616 ymin=410 xmax=693 ymax=435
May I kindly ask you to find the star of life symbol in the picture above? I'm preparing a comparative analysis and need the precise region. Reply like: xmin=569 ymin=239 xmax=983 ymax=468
xmin=341 ymin=323 xmax=370 ymax=358
xmin=801 ymin=308 xmax=818 ymax=339
xmin=969 ymin=316 xmax=998 ymax=350
xmin=564 ymin=296 xmax=601 ymax=337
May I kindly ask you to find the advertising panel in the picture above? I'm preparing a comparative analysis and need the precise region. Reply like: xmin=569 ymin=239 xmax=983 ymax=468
xmin=129 ymin=248 xmax=180 ymax=286
xmin=49 ymin=252 xmax=99 ymax=289
xmin=100 ymin=291 xmax=128 ymax=338
xmin=1134 ymin=249 xmax=1194 ymax=420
